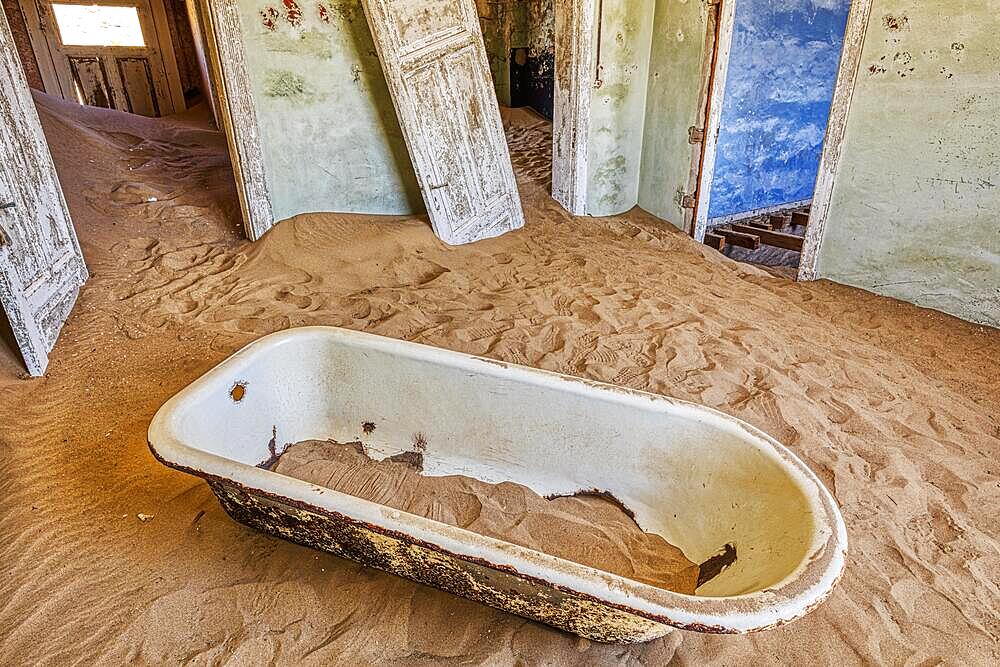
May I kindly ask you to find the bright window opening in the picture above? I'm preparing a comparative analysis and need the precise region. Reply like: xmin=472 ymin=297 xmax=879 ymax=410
xmin=51 ymin=4 xmax=145 ymax=47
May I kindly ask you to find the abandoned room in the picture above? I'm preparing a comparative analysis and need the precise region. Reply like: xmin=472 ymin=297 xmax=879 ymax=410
xmin=0 ymin=0 xmax=997 ymax=662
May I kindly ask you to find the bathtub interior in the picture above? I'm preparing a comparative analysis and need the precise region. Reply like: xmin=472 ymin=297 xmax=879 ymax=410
xmin=163 ymin=329 xmax=824 ymax=599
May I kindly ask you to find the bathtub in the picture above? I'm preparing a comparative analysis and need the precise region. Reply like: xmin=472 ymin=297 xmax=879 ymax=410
xmin=148 ymin=326 xmax=847 ymax=643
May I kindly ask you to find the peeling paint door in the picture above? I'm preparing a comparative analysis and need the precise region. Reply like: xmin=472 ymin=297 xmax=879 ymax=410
xmin=20 ymin=0 xmax=184 ymax=116
xmin=361 ymin=0 xmax=525 ymax=245
xmin=0 ymin=10 xmax=88 ymax=376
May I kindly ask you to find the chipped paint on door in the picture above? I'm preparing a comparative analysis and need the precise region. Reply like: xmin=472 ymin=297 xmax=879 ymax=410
xmin=360 ymin=0 xmax=525 ymax=245
xmin=0 ymin=8 xmax=88 ymax=375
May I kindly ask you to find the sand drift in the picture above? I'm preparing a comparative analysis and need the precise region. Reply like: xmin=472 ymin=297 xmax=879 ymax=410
xmin=148 ymin=327 xmax=846 ymax=642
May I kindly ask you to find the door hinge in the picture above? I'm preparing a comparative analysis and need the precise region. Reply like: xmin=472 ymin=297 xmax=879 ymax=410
xmin=680 ymin=194 xmax=697 ymax=209
xmin=688 ymin=126 xmax=705 ymax=144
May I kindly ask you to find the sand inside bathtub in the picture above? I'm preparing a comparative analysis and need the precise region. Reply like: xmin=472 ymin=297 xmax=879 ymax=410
xmin=268 ymin=438 xmax=702 ymax=594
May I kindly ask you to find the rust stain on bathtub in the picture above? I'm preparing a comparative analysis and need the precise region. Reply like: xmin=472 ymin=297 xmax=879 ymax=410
xmin=257 ymin=426 xmax=282 ymax=469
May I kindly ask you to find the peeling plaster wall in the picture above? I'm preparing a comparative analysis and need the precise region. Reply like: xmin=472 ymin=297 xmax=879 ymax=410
xmin=237 ymin=0 xmax=421 ymax=221
xmin=818 ymin=1 xmax=1000 ymax=327
xmin=586 ymin=0 xmax=654 ymax=216
xmin=638 ymin=0 xmax=708 ymax=227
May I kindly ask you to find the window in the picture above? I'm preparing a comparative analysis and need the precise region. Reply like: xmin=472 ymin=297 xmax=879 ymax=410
xmin=51 ymin=4 xmax=145 ymax=47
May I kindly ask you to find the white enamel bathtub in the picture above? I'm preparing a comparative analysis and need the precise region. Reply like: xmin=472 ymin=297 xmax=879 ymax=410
xmin=148 ymin=326 xmax=847 ymax=642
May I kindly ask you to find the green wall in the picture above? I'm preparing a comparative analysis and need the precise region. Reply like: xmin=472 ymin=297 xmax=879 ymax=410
xmin=818 ymin=1 xmax=1000 ymax=327
xmin=237 ymin=0 xmax=421 ymax=222
xmin=638 ymin=0 xmax=707 ymax=226
xmin=586 ymin=0 xmax=655 ymax=216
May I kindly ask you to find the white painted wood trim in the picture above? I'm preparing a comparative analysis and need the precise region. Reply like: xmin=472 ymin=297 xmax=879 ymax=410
xmin=798 ymin=0 xmax=873 ymax=281
xmin=15 ymin=0 xmax=61 ymax=94
xmin=692 ymin=0 xmax=735 ymax=242
xmin=147 ymin=0 xmax=186 ymax=112
xmin=198 ymin=0 xmax=272 ymax=241
xmin=551 ymin=0 xmax=595 ymax=216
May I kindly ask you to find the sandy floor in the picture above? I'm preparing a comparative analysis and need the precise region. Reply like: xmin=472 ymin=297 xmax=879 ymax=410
xmin=0 ymin=94 xmax=998 ymax=665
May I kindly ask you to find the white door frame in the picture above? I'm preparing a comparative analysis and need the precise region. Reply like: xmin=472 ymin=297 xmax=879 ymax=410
xmin=193 ymin=0 xmax=273 ymax=240
xmin=690 ymin=0 xmax=874 ymax=265
xmin=691 ymin=0 xmax=736 ymax=242
xmin=551 ymin=0 xmax=595 ymax=216
xmin=798 ymin=0 xmax=873 ymax=281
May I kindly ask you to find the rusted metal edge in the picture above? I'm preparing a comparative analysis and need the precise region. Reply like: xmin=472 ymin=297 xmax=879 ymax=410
xmin=148 ymin=440 xmax=762 ymax=634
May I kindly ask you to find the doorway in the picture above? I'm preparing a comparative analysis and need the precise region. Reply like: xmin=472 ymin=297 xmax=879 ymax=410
xmin=0 ymin=0 xmax=240 ymax=375
xmin=18 ymin=0 xmax=188 ymax=116
xmin=694 ymin=0 xmax=860 ymax=275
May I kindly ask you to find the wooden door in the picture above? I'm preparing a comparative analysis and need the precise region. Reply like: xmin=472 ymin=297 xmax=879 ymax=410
xmin=0 ymin=10 xmax=88 ymax=376
xmin=361 ymin=0 xmax=524 ymax=245
xmin=22 ymin=0 xmax=184 ymax=116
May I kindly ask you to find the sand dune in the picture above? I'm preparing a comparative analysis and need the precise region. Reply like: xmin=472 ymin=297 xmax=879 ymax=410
xmin=0 ymin=93 xmax=997 ymax=664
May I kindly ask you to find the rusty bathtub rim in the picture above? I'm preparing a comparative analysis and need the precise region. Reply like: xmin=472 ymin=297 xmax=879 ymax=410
xmin=147 ymin=326 xmax=848 ymax=634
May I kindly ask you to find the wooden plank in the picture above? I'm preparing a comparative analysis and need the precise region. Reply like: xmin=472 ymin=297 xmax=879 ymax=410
xmin=769 ymin=213 xmax=791 ymax=229
xmin=791 ymin=211 xmax=810 ymax=227
xmin=718 ymin=228 xmax=760 ymax=249
xmin=732 ymin=224 xmax=804 ymax=252
xmin=745 ymin=218 xmax=773 ymax=230
xmin=704 ymin=232 xmax=726 ymax=250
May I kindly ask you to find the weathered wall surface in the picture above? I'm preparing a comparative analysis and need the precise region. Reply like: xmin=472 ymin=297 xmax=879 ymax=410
xmin=1 ymin=0 xmax=42 ymax=90
xmin=818 ymin=1 xmax=1000 ymax=327
xmin=708 ymin=0 xmax=850 ymax=219
xmin=586 ymin=0 xmax=654 ymax=216
xmin=637 ymin=0 xmax=708 ymax=228
xmin=237 ymin=0 xmax=421 ymax=221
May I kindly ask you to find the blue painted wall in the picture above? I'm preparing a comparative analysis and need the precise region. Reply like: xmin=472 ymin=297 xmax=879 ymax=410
xmin=708 ymin=0 xmax=851 ymax=219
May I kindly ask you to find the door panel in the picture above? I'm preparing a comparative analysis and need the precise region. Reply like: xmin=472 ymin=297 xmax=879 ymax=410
xmin=362 ymin=0 xmax=524 ymax=245
xmin=1 ymin=10 xmax=88 ymax=376
xmin=68 ymin=55 xmax=114 ymax=108
xmin=116 ymin=56 xmax=159 ymax=116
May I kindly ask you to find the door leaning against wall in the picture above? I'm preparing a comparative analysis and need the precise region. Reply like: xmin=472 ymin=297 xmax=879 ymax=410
xmin=1 ymin=7 xmax=88 ymax=377
xmin=19 ymin=0 xmax=185 ymax=116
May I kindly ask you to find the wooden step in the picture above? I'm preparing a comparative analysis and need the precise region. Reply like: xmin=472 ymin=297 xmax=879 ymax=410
xmin=718 ymin=228 xmax=760 ymax=250
xmin=745 ymin=219 xmax=773 ymax=230
xmin=769 ymin=213 xmax=792 ymax=229
xmin=731 ymin=224 xmax=804 ymax=252
xmin=704 ymin=232 xmax=726 ymax=251
xmin=791 ymin=211 xmax=810 ymax=227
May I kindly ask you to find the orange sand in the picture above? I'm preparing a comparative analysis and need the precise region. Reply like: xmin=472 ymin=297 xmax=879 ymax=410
xmin=0 ymin=93 xmax=997 ymax=663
